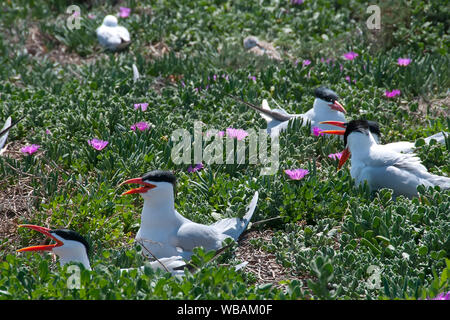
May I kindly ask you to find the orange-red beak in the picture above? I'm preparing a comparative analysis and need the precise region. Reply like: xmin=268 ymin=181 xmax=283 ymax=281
xmin=119 ymin=178 xmax=157 ymax=196
xmin=328 ymin=100 xmax=346 ymax=114
xmin=318 ymin=121 xmax=346 ymax=135
xmin=338 ymin=147 xmax=351 ymax=170
xmin=319 ymin=121 xmax=346 ymax=128
xmin=17 ymin=224 xmax=64 ymax=252
xmin=318 ymin=121 xmax=351 ymax=169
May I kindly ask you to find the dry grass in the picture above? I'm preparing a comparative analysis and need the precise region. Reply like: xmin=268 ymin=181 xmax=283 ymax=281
xmin=235 ymin=229 xmax=310 ymax=290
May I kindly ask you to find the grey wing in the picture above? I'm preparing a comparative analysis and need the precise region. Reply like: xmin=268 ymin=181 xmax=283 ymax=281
xmin=361 ymin=151 xmax=449 ymax=197
xmin=359 ymin=165 xmax=425 ymax=198
xmin=176 ymin=222 xmax=224 ymax=252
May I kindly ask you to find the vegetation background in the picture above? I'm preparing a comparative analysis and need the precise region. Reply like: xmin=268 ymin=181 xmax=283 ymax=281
xmin=0 ymin=0 xmax=448 ymax=300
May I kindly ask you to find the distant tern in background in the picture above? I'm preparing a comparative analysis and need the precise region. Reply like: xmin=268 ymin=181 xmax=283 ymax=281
xmin=120 ymin=170 xmax=259 ymax=260
xmin=320 ymin=120 xmax=449 ymax=153
xmin=132 ymin=63 xmax=140 ymax=82
xmin=17 ymin=225 xmax=187 ymax=275
xmin=0 ymin=116 xmax=23 ymax=155
xmin=243 ymin=36 xmax=282 ymax=61
xmin=323 ymin=119 xmax=450 ymax=198
xmin=96 ymin=15 xmax=131 ymax=51
xmin=227 ymin=86 xmax=346 ymax=138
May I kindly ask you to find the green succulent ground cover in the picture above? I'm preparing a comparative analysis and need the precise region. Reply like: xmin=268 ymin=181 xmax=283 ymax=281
xmin=0 ymin=0 xmax=449 ymax=300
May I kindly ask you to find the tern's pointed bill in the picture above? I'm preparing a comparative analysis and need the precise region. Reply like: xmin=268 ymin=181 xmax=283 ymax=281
xmin=17 ymin=225 xmax=63 ymax=252
xmin=120 ymin=177 xmax=157 ymax=195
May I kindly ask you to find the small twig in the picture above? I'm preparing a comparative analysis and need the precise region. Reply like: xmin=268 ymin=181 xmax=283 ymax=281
xmin=136 ymin=239 xmax=170 ymax=273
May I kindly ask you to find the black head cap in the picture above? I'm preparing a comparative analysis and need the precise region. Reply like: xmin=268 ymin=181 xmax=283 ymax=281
xmin=314 ymin=86 xmax=339 ymax=102
xmin=141 ymin=170 xmax=177 ymax=187
xmin=344 ymin=119 xmax=370 ymax=146
xmin=342 ymin=120 xmax=381 ymax=139
xmin=51 ymin=229 xmax=90 ymax=254
xmin=366 ymin=120 xmax=381 ymax=138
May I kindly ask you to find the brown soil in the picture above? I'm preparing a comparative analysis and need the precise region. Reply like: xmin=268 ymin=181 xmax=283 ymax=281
xmin=235 ymin=229 xmax=310 ymax=290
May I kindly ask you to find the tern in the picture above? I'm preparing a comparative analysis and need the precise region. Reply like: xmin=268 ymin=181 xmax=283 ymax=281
xmin=320 ymin=120 xmax=449 ymax=153
xmin=227 ymin=86 xmax=346 ymax=138
xmin=243 ymin=36 xmax=282 ymax=61
xmin=132 ymin=63 xmax=140 ymax=82
xmin=96 ymin=15 xmax=131 ymax=51
xmin=120 ymin=170 xmax=259 ymax=260
xmin=322 ymin=119 xmax=450 ymax=198
xmin=17 ymin=224 xmax=187 ymax=275
xmin=1 ymin=116 xmax=23 ymax=155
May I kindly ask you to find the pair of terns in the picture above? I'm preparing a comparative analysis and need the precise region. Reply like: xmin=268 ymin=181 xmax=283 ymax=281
xmin=230 ymin=87 xmax=448 ymax=198
xmin=18 ymin=171 xmax=259 ymax=273
xmin=228 ymin=86 xmax=347 ymax=138
xmin=321 ymin=119 xmax=449 ymax=198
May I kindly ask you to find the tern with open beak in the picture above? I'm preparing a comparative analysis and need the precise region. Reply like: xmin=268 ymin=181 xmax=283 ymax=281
xmin=227 ymin=86 xmax=346 ymax=138
xmin=120 ymin=170 xmax=259 ymax=260
xmin=321 ymin=119 xmax=450 ymax=198
xmin=319 ymin=120 xmax=449 ymax=154
xmin=17 ymin=224 xmax=188 ymax=275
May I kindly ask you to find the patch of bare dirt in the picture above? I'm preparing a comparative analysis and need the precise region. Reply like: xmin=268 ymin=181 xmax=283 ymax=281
xmin=235 ymin=229 xmax=310 ymax=290
xmin=416 ymin=95 xmax=450 ymax=118
xmin=399 ymin=94 xmax=450 ymax=120
xmin=0 ymin=171 xmax=36 ymax=252
xmin=25 ymin=25 xmax=97 ymax=66
xmin=144 ymin=41 xmax=171 ymax=60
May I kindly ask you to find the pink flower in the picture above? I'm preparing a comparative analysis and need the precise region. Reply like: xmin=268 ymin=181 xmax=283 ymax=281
xmin=431 ymin=291 xmax=450 ymax=300
xmin=343 ymin=51 xmax=359 ymax=60
xmin=291 ymin=0 xmax=304 ymax=4
xmin=248 ymin=75 xmax=256 ymax=82
xmin=134 ymin=103 xmax=148 ymax=111
xmin=130 ymin=122 xmax=150 ymax=131
xmin=21 ymin=144 xmax=40 ymax=155
xmin=285 ymin=169 xmax=309 ymax=180
xmin=385 ymin=89 xmax=401 ymax=98
xmin=218 ymin=131 xmax=225 ymax=137
xmin=119 ymin=7 xmax=131 ymax=18
xmin=397 ymin=58 xmax=411 ymax=66
xmin=302 ymin=59 xmax=311 ymax=67
xmin=88 ymin=138 xmax=108 ymax=151
xmin=328 ymin=152 xmax=343 ymax=161
xmin=226 ymin=128 xmax=249 ymax=141
xmin=188 ymin=163 xmax=204 ymax=173
xmin=345 ymin=76 xmax=351 ymax=83
xmin=45 ymin=129 xmax=51 ymax=135
xmin=313 ymin=126 xmax=324 ymax=137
